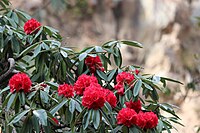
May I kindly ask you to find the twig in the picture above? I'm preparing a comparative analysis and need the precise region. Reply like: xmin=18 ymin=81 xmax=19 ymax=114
xmin=0 ymin=58 xmax=15 ymax=83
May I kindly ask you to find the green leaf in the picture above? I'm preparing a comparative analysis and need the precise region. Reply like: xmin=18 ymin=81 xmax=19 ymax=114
xmin=83 ymin=109 xmax=92 ymax=129
xmin=40 ymin=90 xmax=49 ymax=104
xmin=69 ymin=99 xmax=76 ymax=114
xmin=2 ymin=0 xmax=9 ymax=5
xmin=6 ymin=93 xmax=17 ymax=111
xmin=160 ymin=77 xmax=183 ymax=85
xmin=78 ymin=60 xmax=84 ymax=75
xmin=79 ymin=52 xmax=88 ymax=61
xmin=46 ymin=82 xmax=58 ymax=90
xmin=157 ymin=120 xmax=163 ymax=132
xmin=31 ymin=115 xmax=40 ymax=133
xmin=50 ymin=100 xmax=68 ymax=115
xmin=15 ymin=9 xmax=31 ymax=20
xmin=11 ymin=12 xmax=19 ymax=24
xmin=104 ymin=102 xmax=112 ymax=112
xmin=9 ymin=109 xmax=30 ymax=125
xmin=33 ymin=109 xmax=47 ymax=126
xmin=120 ymin=40 xmax=143 ymax=48
xmin=60 ymin=50 xmax=68 ymax=58
xmin=16 ymin=42 xmax=39 ymax=59
xmin=92 ymin=110 xmax=100 ymax=129
xmin=133 ymin=79 xmax=142 ymax=97
xmin=143 ymin=83 xmax=153 ymax=91
xmin=33 ymin=44 xmax=41 ymax=57
xmin=119 ymin=95 xmax=125 ymax=105
xmin=27 ymin=90 xmax=37 ymax=100
xmin=19 ymin=92 xmax=25 ymax=105
xmin=100 ymin=109 xmax=113 ymax=129
xmin=95 ymin=46 xmax=104 ymax=52
xmin=96 ymin=70 xmax=108 ymax=81
xmin=113 ymin=48 xmax=122 ymax=67
xmin=0 ymin=86 xmax=10 ymax=95
xmin=107 ymin=69 xmax=116 ymax=81
xmin=112 ymin=125 xmax=123 ymax=133
xmin=129 ymin=126 xmax=138 ymax=133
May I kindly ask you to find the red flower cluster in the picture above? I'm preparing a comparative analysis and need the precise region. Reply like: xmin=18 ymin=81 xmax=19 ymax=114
xmin=82 ymin=83 xmax=106 ymax=110
xmin=117 ymin=107 xmax=158 ymax=129
xmin=114 ymin=72 xmax=135 ymax=95
xmin=117 ymin=108 xmax=138 ymax=127
xmin=85 ymin=56 xmax=104 ymax=73
xmin=74 ymin=74 xmax=98 ymax=95
xmin=137 ymin=111 xmax=158 ymax=129
xmin=104 ymin=89 xmax=117 ymax=108
xmin=24 ymin=18 xmax=41 ymax=35
xmin=52 ymin=117 xmax=59 ymax=125
xmin=58 ymin=83 xmax=74 ymax=98
xmin=9 ymin=73 xmax=32 ymax=93
xmin=125 ymin=100 xmax=142 ymax=113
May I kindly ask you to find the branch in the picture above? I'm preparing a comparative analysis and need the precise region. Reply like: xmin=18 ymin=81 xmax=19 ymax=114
xmin=0 ymin=58 xmax=15 ymax=83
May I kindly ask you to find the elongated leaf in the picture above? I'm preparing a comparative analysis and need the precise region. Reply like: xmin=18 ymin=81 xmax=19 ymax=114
xmin=129 ymin=126 xmax=138 ymax=133
xmin=16 ymin=42 xmax=39 ymax=59
xmin=83 ymin=110 xmax=92 ymax=129
xmin=50 ymin=100 xmax=68 ymax=115
xmin=40 ymin=90 xmax=49 ymax=104
xmin=60 ymin=50 xmax=68 ymax=58
xmin=93 ymin=110 xmax=100 ymax=129
xmin=15 ymin=9 xmax=31 ymax=19
xmin=0 ymin=86 xmax=10 ymax=95
xmin=31 ymin=115 xmax=40 ymax=133
xmin=69 ymin=99 xmax=76 ymax=114
xmin=19 ymin=92 xmax=25 ymax=105
xmin=79 ymin=52 xmax=87 ymax=61
xmin=133 ymin=79 xmax=142 ymax=97
xmin=97 ymin=70 xmax=108 ymax=81
xmin=120 ymin=40 xmax=143 ymax=48
xmin=46 ymin=82 xmax=58 ymax=90
xmin=112 ymin=125 xmax=123 ymax=133
xmin=6 ymin=93 xmax=17 ymax=111
xmin=160 ymin=77 xmax=183 ymax=85
xmin=9 ymin=109 xmax=30 ymax=124
xmin=107 ymin=69 xmax=116 ymax=81
xmin=100 ymin=109 xmax=113 ymax=129
xmin=104 ymin=102 xmax=112 ymax=112
xmin=33 ymin=109 xmax=47 ymax=126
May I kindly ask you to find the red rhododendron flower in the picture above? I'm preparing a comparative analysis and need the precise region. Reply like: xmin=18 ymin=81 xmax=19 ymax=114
xmin=85 ymin=56 xmax=104 ymax=73
xmin=136 ymin=111 xmax=158 ymax=129
xmin=114 ymin=83 xmax=124 ymax=95
xmin=58 ymin=83 xmax=74 ymax=98
xmin=114 ymin=72 xmax=135 ymax=95
xmin=74 ymin=74 xmax=98 ymax=95
xmin=82 ymin=83 xmax=106 ymax=110
xmin=116 ymin=72 xmax=135 ymax=84
xmin=24 ymin=18 xmax=41 ymax=35
xmin=143 ymin=112 xmax=158 ymax=129
xmin=104 ymin=89 xmax=117 ymax=108
xmin=136 ymin=111 xmax=146 ymax=129
xmin=9 ymin=73 xmax=32 ymax=93
xmin=117 ymin=108 xmax=138 ymax=127
xmin=125 ymin=100 xmax=142 ymax=113
xmin=52 ymin=117 xmax=59 ymax=125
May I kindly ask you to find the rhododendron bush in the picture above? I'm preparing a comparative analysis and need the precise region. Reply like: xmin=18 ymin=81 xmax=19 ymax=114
xmin=0 ymin=1 xmax=183 ymax=133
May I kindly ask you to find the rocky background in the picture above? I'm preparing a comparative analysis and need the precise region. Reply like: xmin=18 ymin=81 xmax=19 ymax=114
xmin=10 ymin=0 xmax=200 ymax=132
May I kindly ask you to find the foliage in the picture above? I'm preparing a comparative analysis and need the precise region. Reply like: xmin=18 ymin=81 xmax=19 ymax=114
xmin=0 ymin=0 xmax=183 ymax=133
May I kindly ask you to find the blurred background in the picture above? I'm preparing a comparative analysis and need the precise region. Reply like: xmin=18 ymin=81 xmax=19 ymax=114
xmin=10 ymin=0 xmax=200 ymax=132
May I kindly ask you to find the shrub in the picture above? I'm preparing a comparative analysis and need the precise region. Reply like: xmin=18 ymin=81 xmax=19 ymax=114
xmin=0 ymin=0 xmax=183 ymax=132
